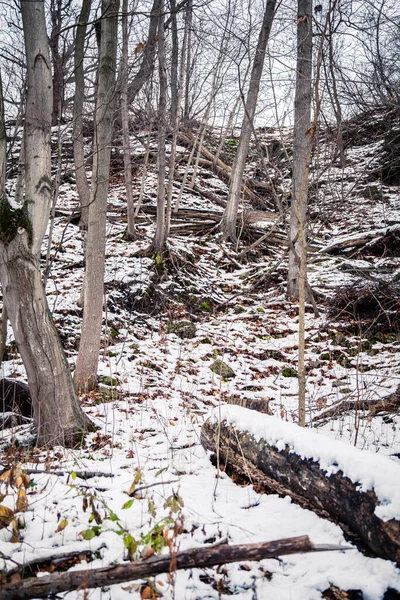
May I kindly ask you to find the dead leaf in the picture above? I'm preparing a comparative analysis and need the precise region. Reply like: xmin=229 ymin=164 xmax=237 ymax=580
xmin=16 ymin=488 xmax=28 ymax=513
xmin=56 ymin=518 xmax=68 ymax=533
xmin=0 ymin=505 xmax=15 ymax=529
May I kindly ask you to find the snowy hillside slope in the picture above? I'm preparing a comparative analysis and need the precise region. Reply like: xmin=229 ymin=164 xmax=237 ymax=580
xmin=0 ymin=109 xmax=399 ymax=599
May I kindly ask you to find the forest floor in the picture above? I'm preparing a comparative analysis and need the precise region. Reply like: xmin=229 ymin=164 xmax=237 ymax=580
xmin=1 ymin=109 xmax=400 ymax=599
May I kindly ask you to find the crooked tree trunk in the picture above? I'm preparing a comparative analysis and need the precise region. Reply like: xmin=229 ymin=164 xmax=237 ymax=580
xmin=221 ymin=0 xmax=277 ymax=242
xmin=74 ymin=0 xmax=119 ymax=392
xmin=0 ymin=1 xmax=92 ymax=446
xmin=73 ymin=0 xmax=92 ymax=230
xmin=201 ymin=412 xmax=400 ymax=566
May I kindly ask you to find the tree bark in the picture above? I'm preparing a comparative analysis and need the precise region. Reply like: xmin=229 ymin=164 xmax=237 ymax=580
xmin=201 ymin=417 xmax=400 ymax=566
xmin=153 ymin=0 xmax=167 ymax=253
xmin=0 ymin=0 xmax=93 ymax=446
xmin=128 ymin=0 xmax=161 ymax=103
xmin=73 ymin=0 xmax=92 ymax=230
xmin=22 ymin=1 xmax=53 ymax=255
xmin=121 ymin=0 xmax=135 ymax=240
xmin=0 ymin=68 xmax=5 ymax=196
xmin=221 ymin=0 xmax=277 ymax=242
xmin=287 ymin=0 xmax=313 ymax=299
xmin=0 ymin=235 xmax=92 ymax=445
xmin=0 ymin=69 xmax=7 ymax=364
xmin=1 ymin=535 xmax=342 ymax=600
xmin=74 ymin=0 xmax=119 ymax=392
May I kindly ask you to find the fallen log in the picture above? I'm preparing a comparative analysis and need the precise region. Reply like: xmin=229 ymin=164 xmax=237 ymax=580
xmin=0 ymin=536 xmax=347 ymax=600
xmin=200 ymin=405 xmax=400 ymax=566
xmin=312 ymin=386 xmax=400 ymax=423
xmin=321 ymin=225 xmax=400 ymax=255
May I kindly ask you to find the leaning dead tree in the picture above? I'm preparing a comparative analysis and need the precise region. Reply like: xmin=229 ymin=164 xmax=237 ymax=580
xmin=0 ymin=535 xmax=348 ymax=600
xmin=201 ymin=407 xmax=400 ymax=566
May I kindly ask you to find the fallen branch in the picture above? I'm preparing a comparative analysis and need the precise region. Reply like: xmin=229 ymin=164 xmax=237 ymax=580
xmin=313 ymin=387 xmax=400 ymax=422
xmin=0 ymin=536 xmax=348 ymax=600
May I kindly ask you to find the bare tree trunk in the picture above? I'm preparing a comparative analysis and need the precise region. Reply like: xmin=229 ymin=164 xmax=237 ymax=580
xmin=287 ymin=0 xmax=314 ymax=427
xmin=326 ymin=0 xmax=345 ymax=168
xmin=0 ymin=0 xmax=92 ymax=446
xmin=153 ymin=0 xmax=167 ymax=253
xmin=73 ymin=0 xmax=92 ymax=230
xmin=121 ymin=0 xmax=135 ymax=241
xmin=0 ymin=69 xmax=7 ymax=364
xmin=183 ymin=0 xmax=193 ymax=120
xmin=75 ymin=0 xmax=120 ymax=392
xmin=287 ymin=0 xmax=313 ymax=301
xmin=0 ymin=69 xmax=5 ymax=197
xmin=128 ymin=0 xmax=161 ymax=103
xmin=49 ymin=0 xmax=64 ymax=126
xmin=166 ymin=0 xmax=189 ymax=236
xmin=221 ymin=0 xmax=277 ymax=242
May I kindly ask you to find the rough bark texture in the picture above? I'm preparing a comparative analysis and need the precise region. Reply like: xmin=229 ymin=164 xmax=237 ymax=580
xmin=21 ymin=0 xmax=53 ymax=255
xmin=74 ymin=0 xmax=119 ymax=392
xmin=0 ymin=1 xmax=93 ymax=446
xmin=201 ymin=419 xmax=400 ymax=566
xmin=287 ymin=0 xmax=313 ymax=298
xmin=0 ymin=234 xmax=91 ymax=445
xmin=0 ymin=536 xmax=319 ymax=600
xmin=221 ymin=0 xmax=277 ymax=242
xmin=73 ymin=0 xmax=92 ymax=229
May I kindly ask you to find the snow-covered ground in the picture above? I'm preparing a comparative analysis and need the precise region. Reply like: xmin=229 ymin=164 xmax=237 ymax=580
xmin=1 ymin=121 xmax=400 ymax=599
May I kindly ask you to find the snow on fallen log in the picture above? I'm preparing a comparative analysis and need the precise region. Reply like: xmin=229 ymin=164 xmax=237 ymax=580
xmin=321 ymin=224 xmax=400 ymax=255
xmin=200 ymin=405 xmax=400 ymax=566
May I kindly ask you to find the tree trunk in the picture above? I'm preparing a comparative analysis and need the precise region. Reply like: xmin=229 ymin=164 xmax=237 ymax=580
xmin=0 ymin=69 xmax=7 ymax=364
xmin=74 ymin=0 xmax=119 ymax=392
xmin=0 ymin=2 xmax=92 ymax=446
xmin=49 ymin=0 xmax=64 ymax=126
xmin=0 ymin=235 xmax=92 ymax=445
xmin=73 ymin=0 xmax=92 ymax=230
xmin=121 ymin=0 xmax=135 ymax=241
xmin=287 ymin=0 xmax=313 ymax=299
xmin=221 ymin=0 xmax=277 ymax=242
xmin=165 ymin=0 xmax=189 ymax=236
xmin=22 ymin=2 xmax=53 ymax=255
xmin=183 ymin=0 xmax=193 ymax=120
xmin=153 ymin=0 xmax=167 ymax=253
xmin=0 ymin=69 xmax=5 ymax=197
xmin=201 ymin=414 xmax=400 ymax=566
xmin=128 ymin=0 xmax=161 ymax=103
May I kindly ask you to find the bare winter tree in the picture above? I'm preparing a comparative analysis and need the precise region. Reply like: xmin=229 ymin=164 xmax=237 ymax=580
xmin=120 ymin=0 xmax=135 ymax=240
xmin=0 ymin=0 xmax=92 ymax=446
xmin=287 ymin=0 xmax=313 ymax=301
xmin=75 ymin=0 xmax=120 ymax=392
xmin=73 ymin=0 xmax=92 ymax=230
xmin=288 ymin=0 xmax=313 ymax=428
xmin=221 ymin=0 xmax=277 ymax=242
xmin=153 ymin=0 xmax=167 ymax=253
